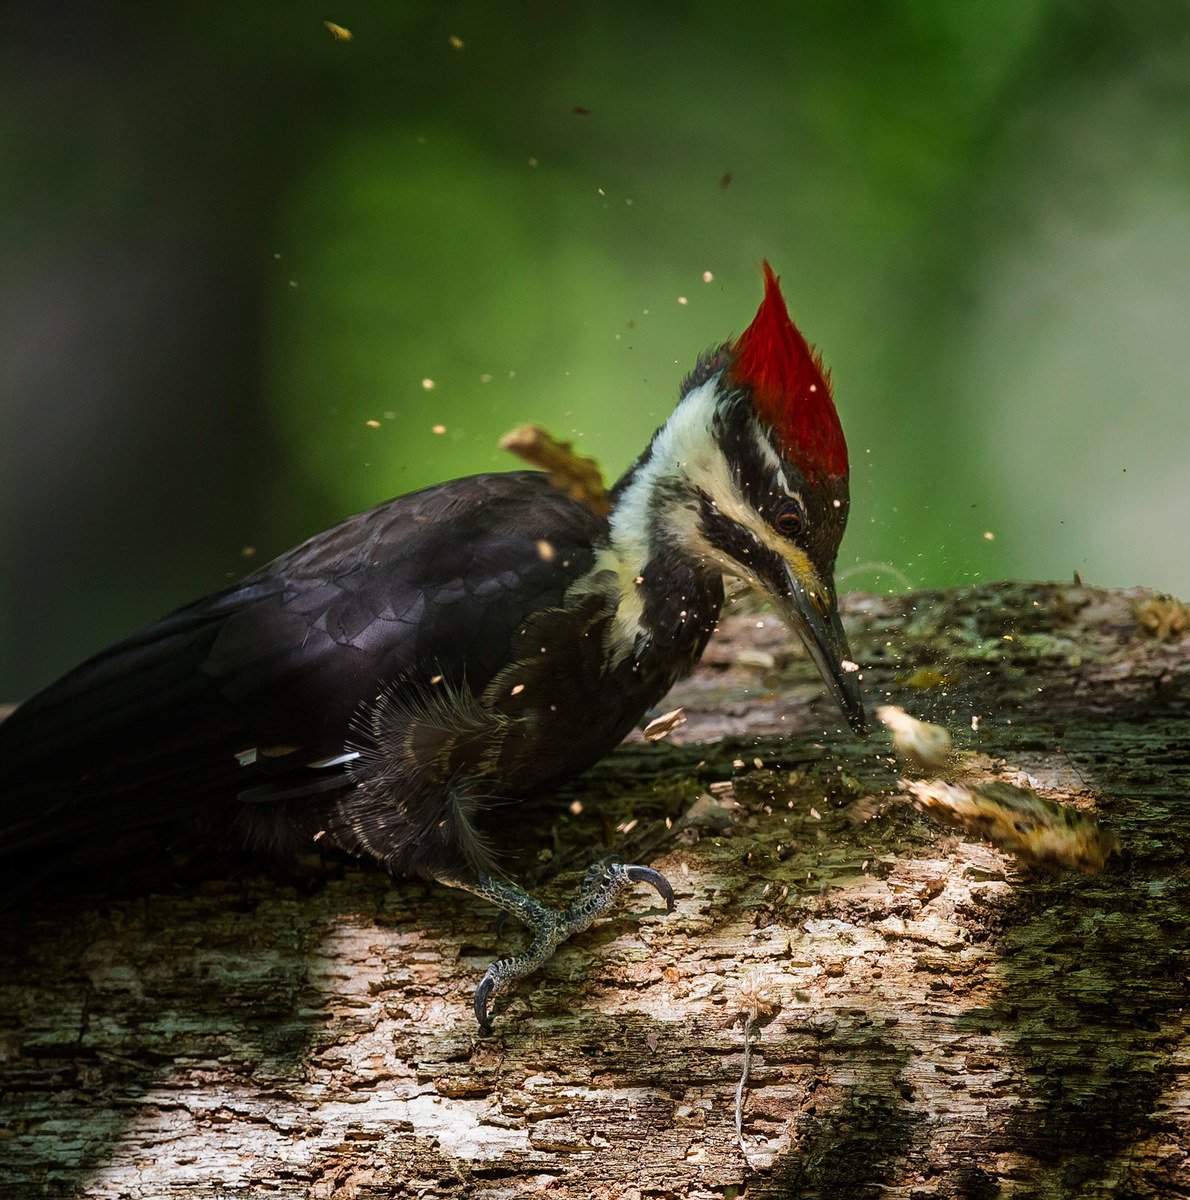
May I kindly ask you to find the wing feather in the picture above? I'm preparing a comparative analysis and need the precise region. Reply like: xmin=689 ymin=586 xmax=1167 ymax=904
xmin=0 ymin=472 xmax=604 ymax=858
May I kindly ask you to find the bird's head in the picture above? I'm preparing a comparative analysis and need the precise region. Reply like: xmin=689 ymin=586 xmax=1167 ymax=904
xmin=612 ymin=261 xmax=866 ymax=735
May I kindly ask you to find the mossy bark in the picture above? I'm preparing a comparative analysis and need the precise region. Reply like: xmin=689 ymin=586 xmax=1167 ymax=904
xmin=1 ymin=581 xmax=1187 ymax=1199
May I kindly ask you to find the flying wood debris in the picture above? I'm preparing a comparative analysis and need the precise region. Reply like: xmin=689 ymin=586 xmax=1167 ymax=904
xmin=642 ymin=708 xmax=687 ymax=742
xmin=876 ymin=705 xmax=952 ymax=773
xmin=900 ymin=778 xmax=1119 ymax=874
xmin=499 ymin=425 xmax=611 ymax=518
xmin=1134 ymin=594 xmax=1189 ymax=642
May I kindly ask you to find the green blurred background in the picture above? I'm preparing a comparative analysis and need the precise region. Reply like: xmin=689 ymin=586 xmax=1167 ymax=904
xmin=3 ymin=0 xmax=1189 ymax=699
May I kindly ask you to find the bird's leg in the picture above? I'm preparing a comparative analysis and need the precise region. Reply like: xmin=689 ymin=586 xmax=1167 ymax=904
xmin=445 ymin=856 xmax=675 ymax=1033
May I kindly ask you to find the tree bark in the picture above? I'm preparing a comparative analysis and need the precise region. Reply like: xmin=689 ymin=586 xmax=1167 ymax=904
xmin=1 ymin=581 xmax=1187 ymax=1200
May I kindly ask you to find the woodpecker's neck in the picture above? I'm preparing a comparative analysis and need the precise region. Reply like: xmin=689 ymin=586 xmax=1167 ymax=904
xmin=569 ymin=370 xmax=741 ymax=665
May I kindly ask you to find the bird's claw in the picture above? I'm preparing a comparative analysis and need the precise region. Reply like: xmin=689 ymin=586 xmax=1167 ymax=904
xmin=623 ymin=864 xmax=675 ymax=912
xmin=471 ymin=858 xmax=676 ymax=1034
xmin=474 ymin=970 xmax=497 ymax=1034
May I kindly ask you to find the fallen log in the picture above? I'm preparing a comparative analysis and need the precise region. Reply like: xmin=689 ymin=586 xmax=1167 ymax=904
xmin=1 ymin=581 xmax=1187 ymax=1199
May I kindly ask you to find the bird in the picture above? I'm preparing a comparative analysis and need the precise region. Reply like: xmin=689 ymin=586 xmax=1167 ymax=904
xmin=0 ymin=261 xmax=865 ymax=1030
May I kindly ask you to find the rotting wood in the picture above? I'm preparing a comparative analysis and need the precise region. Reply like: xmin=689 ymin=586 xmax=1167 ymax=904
xmin=1 ymin=580 xmax=1187 ymax=1199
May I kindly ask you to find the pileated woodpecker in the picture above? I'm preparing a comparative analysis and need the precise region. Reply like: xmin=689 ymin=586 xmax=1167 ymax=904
xmin=0 ymin=262 xmax=864 ymax=1029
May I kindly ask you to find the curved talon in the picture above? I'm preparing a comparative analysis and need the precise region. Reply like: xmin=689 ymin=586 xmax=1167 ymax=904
xmin=624 ymin=864 xmax=676 ymax=912
xmin=474 ymin=971 xmax=497 ymax=1034
xmin=466 ymin=859 xmax=677 ymax=1032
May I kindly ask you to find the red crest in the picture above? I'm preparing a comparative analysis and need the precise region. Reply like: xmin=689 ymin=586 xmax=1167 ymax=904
xmin=728 ymin=262 xmax=848 ymax=479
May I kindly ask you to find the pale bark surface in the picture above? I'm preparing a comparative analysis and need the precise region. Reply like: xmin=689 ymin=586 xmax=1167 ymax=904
xmin=1 ymin=581 xmax=1187 ymax=1199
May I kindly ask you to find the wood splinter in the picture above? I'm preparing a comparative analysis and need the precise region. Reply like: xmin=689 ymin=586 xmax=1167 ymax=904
xmin=499 ymin=424 xmax=611 ymax=519
xmin=901 ymin=778 xmax=1120 ymax=875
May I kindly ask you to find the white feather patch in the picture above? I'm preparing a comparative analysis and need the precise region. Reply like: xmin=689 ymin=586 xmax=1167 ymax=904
xmin=566 ymin=372 xmax=823 ymax=667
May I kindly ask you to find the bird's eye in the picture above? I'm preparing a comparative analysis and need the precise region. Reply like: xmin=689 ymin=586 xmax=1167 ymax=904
xmin=774 ymin=501 xmax=805 ymax=538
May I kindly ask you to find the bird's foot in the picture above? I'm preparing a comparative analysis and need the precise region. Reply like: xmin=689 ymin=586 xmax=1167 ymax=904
xmin=467 ymin=858 xmax=674 ymax=1033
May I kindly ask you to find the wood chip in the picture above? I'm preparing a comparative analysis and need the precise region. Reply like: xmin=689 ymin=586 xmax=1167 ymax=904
xmin=901 ymin=778 xmax=1119 ymax=874
xmin=1134 ymin=595 xmax=1189 ymax=642
xmin=643 ymin=707 xmax=687 ymax=741
xmin=876 ymin=705 xmax=953 ymax=773
xmin=499 ymin=424 xmax=611 ymax=518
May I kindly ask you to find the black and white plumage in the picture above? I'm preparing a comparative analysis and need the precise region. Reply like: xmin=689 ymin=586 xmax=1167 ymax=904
xmin=0 ymin=262 xmax=865 ymax=1029
xmin=2 ymin=474 xmax=637 ymax=870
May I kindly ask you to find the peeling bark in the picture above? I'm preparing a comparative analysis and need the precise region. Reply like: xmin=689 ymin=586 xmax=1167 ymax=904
xmin=1 ymin=581 xmax=1187 ymax=1199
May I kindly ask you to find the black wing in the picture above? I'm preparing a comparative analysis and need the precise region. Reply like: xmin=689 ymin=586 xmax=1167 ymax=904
xmin=0 ymin=471 xmax=604 ymax=858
